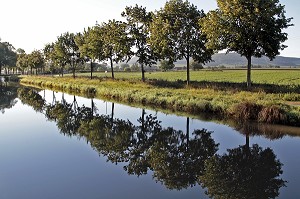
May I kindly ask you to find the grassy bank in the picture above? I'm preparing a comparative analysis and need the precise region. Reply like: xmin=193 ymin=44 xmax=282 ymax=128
xmin=20 ymin=75 xmax=300 ymax=126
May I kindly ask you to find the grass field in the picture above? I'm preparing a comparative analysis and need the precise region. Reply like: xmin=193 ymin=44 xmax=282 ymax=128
xmin=74 ymin=69 xmax=300 ymax=86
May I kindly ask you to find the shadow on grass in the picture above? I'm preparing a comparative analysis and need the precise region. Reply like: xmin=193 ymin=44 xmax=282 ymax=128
xmin=147 ymin=79 xmax=300 ymax=94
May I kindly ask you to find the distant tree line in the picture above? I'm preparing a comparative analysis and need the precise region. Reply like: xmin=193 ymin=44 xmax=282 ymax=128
xmin=1 ymin=0 xmax=292 ymax=87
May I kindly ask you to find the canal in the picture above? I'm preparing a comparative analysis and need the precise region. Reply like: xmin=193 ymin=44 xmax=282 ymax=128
xmin=0 ymin=84 xmax=300 ymax=198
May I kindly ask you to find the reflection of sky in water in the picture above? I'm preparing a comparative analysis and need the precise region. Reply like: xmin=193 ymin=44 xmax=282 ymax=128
xmin=0 ymin=89 xmax=299 ymax=198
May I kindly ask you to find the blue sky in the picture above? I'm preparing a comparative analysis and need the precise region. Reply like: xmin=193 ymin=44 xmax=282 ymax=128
xmin=0 ymin=0 xmax=298 ymax=57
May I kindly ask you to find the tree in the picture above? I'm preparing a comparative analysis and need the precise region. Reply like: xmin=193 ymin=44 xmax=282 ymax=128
xmin=200 ymin=0 xmax=293 ymax=88
xmin=28 ymin=50 xmax=44 ymax=75
xmin=149 ymin=0 xmax=213 ymax=85
xmin=99 ymin=20 xmax=133 ymax=79
xmin=75 ymin=27 xmax=104 ymax=79
xmin=43 ymin=43 xmax=59 ymax=74
xmin=16 ymin=49 xmax=27 ymax=74
xmin=0 ymin=41 xmax=17 ymax=75
xmin=191 ymin=61 xmax=203 ymax=71
xmin=122 ymin=5 xmax=156 ymax=82
xmin=159 ymin=60 xmax=174 ymax=71
xmin=55 ymin=32 xmax=83 ymax=78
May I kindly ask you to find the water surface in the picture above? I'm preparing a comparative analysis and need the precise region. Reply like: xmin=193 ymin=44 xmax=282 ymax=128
xmin=0 ymin=85 xmax=300 ymax=198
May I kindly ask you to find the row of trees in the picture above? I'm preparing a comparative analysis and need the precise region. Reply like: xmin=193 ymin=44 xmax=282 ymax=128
xmin=39 ymin=0 xmax=294 ymax=87
xmin=2 ymin=0 xmax=292 ymax=88
xmin=41 ymin=1 xmax=213 ymax=84
xmin=0 ymin=40 xmax=45 ymax=76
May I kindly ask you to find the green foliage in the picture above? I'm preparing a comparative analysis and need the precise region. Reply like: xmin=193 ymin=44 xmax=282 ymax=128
xmin=17 ymin=50 xmax=44 ymax=75
xmin=122 ymin=4 xmax=156 ymax=81
xmin=98 ymin=19 xmax=133 ymax=79
xmin=159 ymin=60 xmax=175 ymax=71
xmin=130 ymin=63 xmax=140 ymax=71
xmin=149 ymin=0 xmax=213 ymax=85
xmin=191 ymin=61 xmax=203 ymax=71
xmin=29 ymin=50 xmax=44 ymax=74
xmin=0 ymin=85 xmax=18 ymax=113
xmin=124 ymin=67 xmax=131 ymax=72
xmin=54 ymin=32 xmax=84 ymax=77
xmin=200 ymin=0 xmax=293 ymax=87
xmin=0 ymin=41 xmax=17 ymax=75
xmin=200 ymin=144 xmax=286 ymax=199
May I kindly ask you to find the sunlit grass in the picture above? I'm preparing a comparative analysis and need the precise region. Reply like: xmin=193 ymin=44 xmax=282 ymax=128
xmin=20 ymin=74 xmax=300 ymax=126
xmin=74 ymin=69 xmax=300 ymax=85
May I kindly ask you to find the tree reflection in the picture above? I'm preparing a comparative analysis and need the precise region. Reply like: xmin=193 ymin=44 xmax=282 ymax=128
xmin=45 ymin=96 xmax=93 ymax=136
xmin=18 ymin=87 xmax=45 ymax=112
xmin=0 ymin=84 xmax=18 ymax=113
xmin=200 ymin=143 xmax=286 ymax=199
xmin=149 ymin=128 xmax=219 ymax=190
xmin=17 ymin=87 xmax=286 ymax=197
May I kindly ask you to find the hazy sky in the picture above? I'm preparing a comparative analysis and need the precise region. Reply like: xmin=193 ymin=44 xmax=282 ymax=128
xmin=0 ymin=0 xmax=299 ymax=57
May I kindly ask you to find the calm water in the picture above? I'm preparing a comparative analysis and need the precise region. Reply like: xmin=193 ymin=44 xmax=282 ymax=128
xmin=1 ymin=84 xmax=300 ymax=199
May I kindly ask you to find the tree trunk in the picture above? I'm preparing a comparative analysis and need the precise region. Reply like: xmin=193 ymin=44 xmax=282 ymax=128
xmin=90 ymin=60 xmax=93 ymax=80
xmin=73 ymin=63 xmax=75 ymax=79
xmin=246 ymin=134 xmax=250 ymax=149
xmin=0 ymin=65 xmax=2 ymax=75
xmin=91 ymin=99 xmax=94 ymax=116
xmin=141 ymin=109 xmax=145 ymax=133
xmin=186 ymin=117 xmax=190 ymax=150
xmin=141 ymin=63 xmax=145 ymax=82
xmin=246 ymin=56 xmax=252 ymax=88
xmin=110 ymin=58 xmax=114 ymax=79
xmin=186 ymin=55 xmax=190 ymax=86
xmin=61 ymin=66 xmax=64 ymax=77
xmin=111 ymin=102 xmax=115 ymax=125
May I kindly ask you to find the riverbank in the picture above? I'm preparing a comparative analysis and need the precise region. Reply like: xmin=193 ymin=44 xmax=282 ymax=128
xmin=20 ymin=76 xmax=300 ymax=126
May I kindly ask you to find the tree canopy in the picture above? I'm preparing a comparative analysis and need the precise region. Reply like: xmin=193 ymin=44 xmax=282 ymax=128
xmin=200 ymin=0 xmax=293 ymax=87
xmin=149 ymin=0 xmax=213 ymax=85
xmin=98 ymin=20 xmax=133 ymax=79
xmin=122 ymin=4 xmax=156 ymax=81
xmin=0 ymin=41 xmax=17 ymax=75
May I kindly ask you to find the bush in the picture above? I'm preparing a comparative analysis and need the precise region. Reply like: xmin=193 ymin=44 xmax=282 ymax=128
xmin=258 ymin=105 xmax=287 ymax=124
xmin=232 ymin=102 xmax=263 ymax=121
xmin=124 ymin=67 xmax=131 ymax=72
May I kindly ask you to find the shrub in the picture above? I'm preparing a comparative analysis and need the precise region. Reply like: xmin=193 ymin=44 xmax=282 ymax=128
xmin=232 ymin=102 xmax=263 ymax=121
xmin=258 ymin=105 xmax=287 ymax=124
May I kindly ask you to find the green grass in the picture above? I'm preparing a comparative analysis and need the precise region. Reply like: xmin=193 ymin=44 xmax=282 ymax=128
xmin=20 ymin=74 xmax=300 ymax=126
xmin=75 ymin=69 xmax=300 ymax=85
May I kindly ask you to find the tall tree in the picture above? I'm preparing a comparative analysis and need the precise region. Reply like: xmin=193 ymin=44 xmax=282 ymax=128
xmin=99 ymin=20 xmax=133 ymax=79
xmin=149 ymin=0 xmax=213 ymax=86
xmin=43 ymin=43 xmax=59 ymax=75
xmin=28 ymin=50 xmax=44 ymax=75
xmin=55 ymin=32 xmax=82 ymax=78
xmin=200 ymin=0 xmax=293 ymax=88
xmin=0 ymin=41 xmax=17 ymax=75
xmin=16 ymin=49 xmax=27 ymax=74
xmin=75 ymin=27 xmax=104 ymax=79
xmin=122 ymin=5 xmax=156 ymax=82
